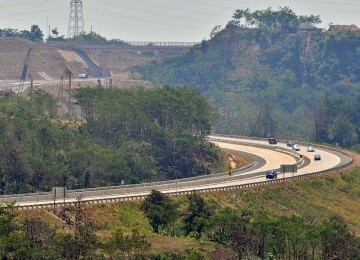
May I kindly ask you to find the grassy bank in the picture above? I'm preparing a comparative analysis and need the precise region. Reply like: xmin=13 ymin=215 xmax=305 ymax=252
xmin=16 ymin=163 xmax=360 ymax=257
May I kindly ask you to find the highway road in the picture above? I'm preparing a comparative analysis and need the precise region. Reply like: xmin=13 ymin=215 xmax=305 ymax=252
xmin=209 ymin=135 xmax=345 ymax=174
xmin=0 ymin=135 xmax=353 ymax=209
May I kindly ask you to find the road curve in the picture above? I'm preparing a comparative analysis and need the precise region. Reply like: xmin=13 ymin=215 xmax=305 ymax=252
xmin=0 ymin=135 xmax=353 ymax=209
xmin=209 ymin=136 xmax=344 ymax=173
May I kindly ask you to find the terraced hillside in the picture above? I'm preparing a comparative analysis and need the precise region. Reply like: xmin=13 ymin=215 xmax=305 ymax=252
xmin=0 ymin=39 xmax=85 ymax=80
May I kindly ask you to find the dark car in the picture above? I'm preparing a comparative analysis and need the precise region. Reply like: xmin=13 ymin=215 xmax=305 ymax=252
xmin=287 ymin=141 xmax=295 ymax=147
xmin=314 ymin=154 xmax=321 ymax=160
xmin=268 ymin=137 xmax=277 ymax=144
xmin=266 ymin=170 xmax=278 ymax=179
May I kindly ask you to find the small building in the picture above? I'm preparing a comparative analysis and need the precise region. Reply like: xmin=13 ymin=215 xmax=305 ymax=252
xmin=298 ymin=23 xmax=319 ymax=32
xmin=328 ymin=24 xmax=360 ymax=32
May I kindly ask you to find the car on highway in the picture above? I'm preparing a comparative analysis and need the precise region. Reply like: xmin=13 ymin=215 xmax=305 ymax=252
xmin=292 ymin=144 xmax=300 ymax=151
xmin=78 ymin=73 xmax=89 ymax=78
xmin=307 ymin=145 xmax=315 ymax=152
xmin=314 ymin=154 xmax=321 ymax=160
xmin=287 ymin=141 xmax=295 ymax=147
xmin=268 ymin=137 xmax=277 ymax=144
xmin=266 ymin=170 xmax=278 ymax=179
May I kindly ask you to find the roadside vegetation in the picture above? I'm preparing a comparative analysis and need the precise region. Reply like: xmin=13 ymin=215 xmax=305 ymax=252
xmin=0 ymin=87 xmax=222 ymax=195
xmin=0 ymin=167 xmax=359 ymax=259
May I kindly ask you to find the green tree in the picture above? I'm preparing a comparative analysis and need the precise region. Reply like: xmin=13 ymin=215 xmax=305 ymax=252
xmin=141 ymin=190 xmax=178 ymax=234
xmin=319 ymin=216 xmax=356 ymax=259
xmin=184 ymin=192 xmax=213 ymax=238
xmin=103 ymin=229 xmax=150 ymax=258
xmin=18 ymin=30 xmax=31 ymax=39
xmin=51 ymin=28 xmax=59 ymax=36
xmin=229 ymin=224 xmax=259 ymax=259
xmin=55 ymin=198 xmax=99 ymax=259
xmin=30 ymin=25 xmax=43 ymax=41
xmin=207 ymin=208 xmax=253 ymax=245
xmin=209 ymin=25 xmax=222 ymax=39
xmin=71 ymin=31 xmax=107 ymax=42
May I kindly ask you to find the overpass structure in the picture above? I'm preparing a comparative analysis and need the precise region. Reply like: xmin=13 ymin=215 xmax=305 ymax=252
xmin=45 ymin=40 xmax=198 ymax=78
xmin=0 ymin=135 xmax=353 ymax=209
xmin=45 ymin=40 xmax=198 ymax=52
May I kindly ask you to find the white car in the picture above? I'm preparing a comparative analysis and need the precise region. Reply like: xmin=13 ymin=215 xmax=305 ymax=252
xmin=292 ymin=144 xmax=300 ymax=151
xmin=307 ymin=146 xmax=315 ymax=152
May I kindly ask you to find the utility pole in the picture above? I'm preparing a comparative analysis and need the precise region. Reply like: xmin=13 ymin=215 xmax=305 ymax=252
xmin=58 ymin=76 xmax=64 ymax=109
xmin=29 ymin=75 xmax=33 ymax=99
xmin=68 ymin=72 xmax=72 ymax=116
xmin=67 ymin=0 xmax=85 ymax=38
xmin=19 ymin=48 xmax=33 ymax=94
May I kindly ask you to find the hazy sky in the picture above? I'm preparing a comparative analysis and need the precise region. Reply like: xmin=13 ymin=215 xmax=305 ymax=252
xmin=1 ymin=0 xmax=359 ymax=42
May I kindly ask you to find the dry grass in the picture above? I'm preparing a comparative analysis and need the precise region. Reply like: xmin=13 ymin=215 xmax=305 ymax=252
xmin=14 ymin=151 xmax=360 ymax=254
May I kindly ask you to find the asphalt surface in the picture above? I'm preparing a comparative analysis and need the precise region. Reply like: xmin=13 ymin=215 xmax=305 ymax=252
xmin=0 ymin=136 xmax=352 ymax=207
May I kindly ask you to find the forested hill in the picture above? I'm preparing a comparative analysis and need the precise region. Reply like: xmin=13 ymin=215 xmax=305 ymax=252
xmin=134 ymin=8 xmax=360 ymax=148
xmin=0 ymin=87 xmax=220 ymax=195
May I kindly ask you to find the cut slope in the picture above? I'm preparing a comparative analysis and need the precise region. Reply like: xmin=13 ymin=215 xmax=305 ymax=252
xmin=0 ymin=40 xmax=86 ymax=81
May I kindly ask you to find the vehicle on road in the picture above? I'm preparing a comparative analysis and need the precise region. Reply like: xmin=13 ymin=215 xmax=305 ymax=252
xmin=268 ymin=137 xmax=277 ymax=144
xmin=292 ymin=144 xmax=300 ymax=151
xmin=314 ymin=154 xmax=321 ymax=160
xmin=287 ymin=141 xmax=295 ymax=147
xmin=266 ymin=170 xmax=278 ymax=179
xmin=307 ymin=145 xmax=315 ymax=152
xmin=78 ymin=73 xmax=89 ymax=78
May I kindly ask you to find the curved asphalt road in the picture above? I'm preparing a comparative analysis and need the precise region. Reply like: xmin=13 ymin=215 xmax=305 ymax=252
xmin=3 ymin=136 xmax=352 ymax=207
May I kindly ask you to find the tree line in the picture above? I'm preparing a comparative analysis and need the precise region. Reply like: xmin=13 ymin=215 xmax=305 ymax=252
xmin=0 ymin=201 xmax=150 ymax=259
xmin=226 ymin=7 xmax=321 ymax=31
xmin=0 ymin=87 xmax=220 ymax=195
xmin=0 ymin=25 xmax=44 ymax=41
xmin=141 ymin=190 xmax=360 ymax=259
xmin=2 ymin=190 xmax=359 ymax=259
xmin=1 ymin=26 xmax=128 ymax=44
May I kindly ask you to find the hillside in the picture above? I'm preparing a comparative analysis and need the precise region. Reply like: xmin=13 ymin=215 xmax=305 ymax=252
xmin=11 ymin=162 xmax=360 ymax=258
xmin=0 ymin=38 xmax=158 ymax=85
xmin=0 ymin=87 xmax=223 ymax=195
xmin=134 ymin=28 xmax=360 ymax=146
xmin=0 ymin=39 xmax=85 ymax=81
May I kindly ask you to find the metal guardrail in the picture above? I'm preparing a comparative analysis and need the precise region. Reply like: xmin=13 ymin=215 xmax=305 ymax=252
xmin=0 ymin=37 xmax=40 ymax=45
xmin=210 ymin=134 xmax=353 ymax=160
xmin=0 ymin=38 xmax=198 ymax=47
xmin=46 ymin=40 xmax=198 ymax=47
xmin=15 ymin=161 xmax=354 ymax=210
xmin=44 ymin=41 xmax=197 ymax=52
xmin=0 ymin=78 xmax=98 ymax=93
xmin=1 ymin=135 xmax=353 ymax=209
xmin=0 ymin=137 xmax=301 ymax=204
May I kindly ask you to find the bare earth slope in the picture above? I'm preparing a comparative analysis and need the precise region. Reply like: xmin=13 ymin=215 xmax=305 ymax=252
xmin=0 ymin=39 xmax=159 ymax=86
xmin=0 ymin=39 xmax=85 ymax=80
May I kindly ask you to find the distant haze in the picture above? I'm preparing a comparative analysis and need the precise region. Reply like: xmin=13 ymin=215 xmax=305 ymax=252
xmin=1 ymin=0 xmax=359 ymax=42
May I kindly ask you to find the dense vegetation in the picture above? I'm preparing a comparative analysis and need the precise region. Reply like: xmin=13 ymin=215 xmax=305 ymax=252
xmin=0 ymin=201 xmax=151 ymax=259
xmin=0 ymin=25 xmax=44 ymax=41
xmin=1 ymin=25 xmax=127 ymax=44
xmin=3 ymin=166 xmax=360 ymax=259
xmin=0 ymin=87 xmax=219 ymax=195
xmin=140 ymin=190 xmax=360 ymax=259
xmin=135 ymin=7 xmax=360 ymax=148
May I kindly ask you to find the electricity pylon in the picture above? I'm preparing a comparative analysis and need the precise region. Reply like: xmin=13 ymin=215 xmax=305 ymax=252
xmin=67 ymin=0 xmax=85 ymax=38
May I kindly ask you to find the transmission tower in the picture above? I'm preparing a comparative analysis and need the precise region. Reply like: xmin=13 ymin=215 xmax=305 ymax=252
xmin=67 ymin=0 xmax=85 ymax=38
